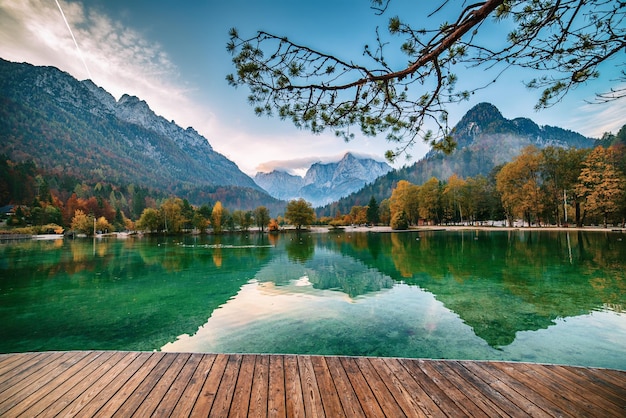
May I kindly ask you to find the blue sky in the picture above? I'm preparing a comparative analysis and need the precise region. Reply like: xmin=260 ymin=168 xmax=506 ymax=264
xmin=0 ymin=0 xmax=623 ymax=175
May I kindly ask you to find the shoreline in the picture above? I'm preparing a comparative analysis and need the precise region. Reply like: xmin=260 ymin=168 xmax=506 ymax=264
xmin=310 ymin=225 xmax=626 ymax=234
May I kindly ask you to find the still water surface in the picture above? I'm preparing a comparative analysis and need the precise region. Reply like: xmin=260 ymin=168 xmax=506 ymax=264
xmin=1 ymin=230 xmax=624 ymax=369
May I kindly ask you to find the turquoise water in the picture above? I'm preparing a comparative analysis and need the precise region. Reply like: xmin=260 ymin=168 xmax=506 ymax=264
xmin=1 ymin=230 xmax=624 ymax=370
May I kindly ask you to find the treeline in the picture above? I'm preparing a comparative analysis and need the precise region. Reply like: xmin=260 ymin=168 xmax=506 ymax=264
xmin=353 ymin=143 xmax=625 ymax=229
xmin=0 ymin=155 xmax=280 ymax=235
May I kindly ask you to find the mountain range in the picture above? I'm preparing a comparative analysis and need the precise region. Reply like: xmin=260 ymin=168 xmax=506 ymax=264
xmin=0 ymin=58 xmax=600 ymax=215
xmin=0 ymin=58 xmax=280 ymax=210
xmin=254 ymin=153 xmax=392 ymax=207
xmin=318 ymin=102 xmax=597 ymax=216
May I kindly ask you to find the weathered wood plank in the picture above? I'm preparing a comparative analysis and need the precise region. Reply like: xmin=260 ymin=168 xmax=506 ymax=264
xmin=324 ymin=356 xmax=366 ymax=418
xmin=340 ymin=356 xmax=385 ymax=417
xmin=0 ymin=352 xmax=624 ymax=418
xmin=168 ymin=354 xmax=217 ymax=417
xmin=209 ymin=354 xmax=243 ymax=418
xmin=190 ymin=353 xmax=229 ymax=417
xmin=84 ymin=352 xmax=161 ymax=418
xmin=248 ymin=354 xmax=269 ymax=418
xmin=298 ymin=355 xmax=325 ymax=417
xmin=268 ymin=354 xmax=286 ymax=418
xmin=310 ymin=356 xmax=345 ymax=418
xmin=13 ymin=351 xmax=115 ymax=418
xmin=54 ymin=351 xmax=145 ymax=418
xmin=229 ymin=354 xmax=256 ymax=418
xmin=400 ymin=358 xmax=468 ymax=418
xmin=152 ymin=352 xmax=203 ymax=417
xmin=0 ymin=351 xmax=89 ymax=416
xmin=283 ymin=354 xmax=306 ymax=418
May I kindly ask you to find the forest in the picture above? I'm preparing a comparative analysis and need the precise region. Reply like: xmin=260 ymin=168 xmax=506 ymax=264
xmin=1 ymin=127 xmax=625 ymax=235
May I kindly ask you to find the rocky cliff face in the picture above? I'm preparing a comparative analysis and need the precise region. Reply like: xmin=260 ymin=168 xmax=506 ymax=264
xmin=255 ymin=153 xmax=392 ymax=207
xmin=0 ymin=58 xmax=262 ymax=197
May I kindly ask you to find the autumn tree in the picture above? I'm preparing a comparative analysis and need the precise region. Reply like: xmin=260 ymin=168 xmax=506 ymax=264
xmin=418 ymin=177 xmax=442 ymax=224
xmin=285 ymin=198 xmax=316 ymax=230
xmin=212 ymin=201 xmax=225 ymax=234
xmin=254 ymin=206 xmax=271 ymax=232
xmin=227 ymin=0 xmax=625 ymax=160
xmin=496 ymin=146 xmax=545 ymax=226
xmin=161 ymin=197 xmax=186 ymax=233
xmin=70 ymin=209 xmax=94 ymax=236
xmin=349 ymin=205 xmax=368 ymax=225
xmin=442 ymin=174 xmax=466 ymax=224
xmin=136 ymin=208 xmax=162 ymax=232
xmin=389 ymin=180 xmax=420 ymax=225
xmin=575 ymin=146 xmax=625 ymax=227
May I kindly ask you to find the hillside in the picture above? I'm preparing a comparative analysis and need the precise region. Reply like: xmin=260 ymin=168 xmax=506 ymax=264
xmin=255 ymin=153 xmax=392 ymax=207
xmin=0 ymin=58 xmax=280 ymax=210
xmin=318 ymin=103 xmax=596 ymax=216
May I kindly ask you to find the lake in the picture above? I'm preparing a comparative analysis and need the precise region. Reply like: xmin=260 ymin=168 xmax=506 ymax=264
xmin=1 ymin=229 xmax=624 ymax=370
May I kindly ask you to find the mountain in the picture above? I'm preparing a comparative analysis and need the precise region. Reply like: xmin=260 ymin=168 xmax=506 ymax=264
xmin=318 ymin=102 xmax=596 ymax=216
xmin=0 ymin=58 xmax=278 ymax=209
xmin=254 ymin=153 xmax=393 ymax=207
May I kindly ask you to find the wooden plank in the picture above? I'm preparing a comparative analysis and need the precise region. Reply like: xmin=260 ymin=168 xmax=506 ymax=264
xmin=490 ymin=361 xmax=596 ymax=418
xmin=461 ymin=361 xmax=549 ymax=417
xmin=0 ymin=352 xmax=63 ymax=393
xmin=229 ymin=354 xmax=256 ymax=418
xmin=548 ymin=364 xmax=626 ymax=407
xmin=129 ymin=352 xmax=191 ymax=417
xmin=248 ymin=354 xmax=269 ymax=418
xmin=298 ymin=355 xmax=325 ymax=417
xmin=209 ymin=354 xmax=243 ymax=417
xmin=0 ymin=352 xmax=624 ymax=418
xmin=10 ymin=351 xmax=115 ymax=417
xmin=152 ymin=353 xmax=203 ymax=417
xmin=0 ymin=351 xmax=89 ymax=416
xmin=3 ymin=351 xmax=102 ymax=417
xmin=0 ymin=352 xmax=44 ymax=382
xmin=381 ymin=358 xmax=444 ymax=417
xmin=521 ymin=363 xmax=625 ymax=417
xmin=400 ymin=358 xmax=468 ymax=418
xmin=310 ymin=356 xmax=345 ymax=418
xmin=268 ymin=355 xmax=286 ymax=418
xmin=324 ymin=356 xmax=366 ymax=418
xmin=78 ymin=352 xmax=160 ymax=417
xmin=190 ymin=353 xmax=229 ymax=417
xmin=354 ymin=357 xmax=406 ymax=417
xmin=448 ymin=361 xmax=529 ymax=418
xmin=98 ymin=352 xmax=175 ymax=417
xmin=429 ymin=360 xmax=508 ymax=417
xmin=340 ymin=356 xmax=385 ymax=417
xmin=54 ymin=351 xmax=145 ymax=418
xmin=283 ymin=355 xmax=306 ymax=418
xmin=168 ymin=354 xmax=217 ymax=417
xmin=34 ymin=351 xmax=129 ymax=418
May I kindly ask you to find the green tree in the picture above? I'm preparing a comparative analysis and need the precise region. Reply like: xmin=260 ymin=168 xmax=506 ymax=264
xmin=285 ymin=198 xmax=315 ymax=230
xmin=442 ymin=174 xmax=466 ymax=224
xmin=227 ymin=0 xmax=624 ymax=159
xmin=575 ymin=146 xmax=625 ymax=227
xmin=366 ymin=196 xmax=380 ymax=225
xmin=254 ymin=206 xmax=271 ymax=232
xmin=136 ymin=208 xmax=162 ymax=232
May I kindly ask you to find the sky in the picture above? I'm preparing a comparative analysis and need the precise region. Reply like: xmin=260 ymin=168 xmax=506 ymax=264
xmin=0 ymin=0 xmax=624 ymax=176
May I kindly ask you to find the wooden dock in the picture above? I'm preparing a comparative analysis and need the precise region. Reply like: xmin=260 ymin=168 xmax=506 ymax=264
xmin=0 ymin=351 xmax=624 ymax=417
